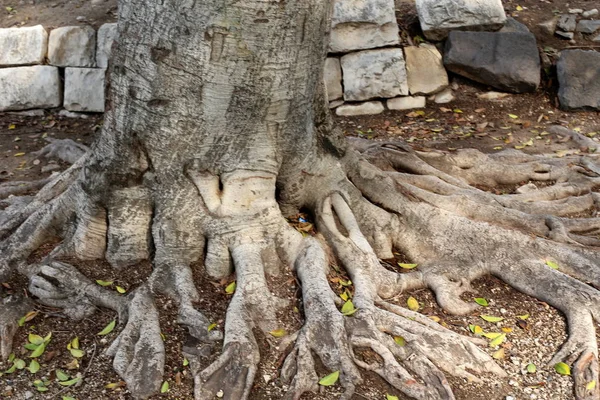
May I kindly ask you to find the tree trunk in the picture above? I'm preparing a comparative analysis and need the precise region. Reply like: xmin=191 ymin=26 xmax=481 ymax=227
xmin=2 ymin=1 xmax=600 ymax=399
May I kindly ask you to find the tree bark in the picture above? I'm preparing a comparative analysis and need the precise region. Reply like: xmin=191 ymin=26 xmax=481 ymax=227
xmin=1 ymin=1 xmax=600 ymax=399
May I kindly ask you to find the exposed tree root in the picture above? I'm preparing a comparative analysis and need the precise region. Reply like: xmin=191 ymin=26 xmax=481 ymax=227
xmin=1 ymin=138 xmax=600 ymax=400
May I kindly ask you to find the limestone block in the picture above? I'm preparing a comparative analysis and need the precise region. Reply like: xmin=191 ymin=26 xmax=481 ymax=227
xmin=64 ymin=68 xmax=106 ymax=112
xmin=0 ymin=25 xmax=48 ymax=66
xmin=336 ymin=101 xmax=384 ymax=116
xmin=416 ymin=0 xmax=507 ymax=41
xmin=387 ymin=96 xmax=426 ymax=110
xmin=341 ymin=48 xmax=408 ymax=101
xmin=96 ymin=23 xmax=118 ymax=68
xmin=0 ymin=66 xmax=61 ymax=111
xmin=329 ymin=0 xmax=400 ymax=53
xmin=324 ymin=58 xmax=343 ymax=101
xmin=404 ymin=44 xmax=448 ymax=95
xmin=48 ymin=26 xmax=96 ymax=67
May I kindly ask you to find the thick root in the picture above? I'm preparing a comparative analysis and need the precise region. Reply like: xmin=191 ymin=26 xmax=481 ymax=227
xmin=0 ymin=295 xmax=33 ymax=360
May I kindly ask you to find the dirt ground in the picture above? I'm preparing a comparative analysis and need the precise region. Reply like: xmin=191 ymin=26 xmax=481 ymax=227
xmin=1 ymin=1 xmax=600 ymax=400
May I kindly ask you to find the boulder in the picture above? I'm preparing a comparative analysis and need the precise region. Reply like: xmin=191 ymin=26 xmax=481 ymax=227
xmin=557 ymin=14 xmax=577 ymax=32
xmin=499 ymin=17 xmax=530 ymax=33
xmin=387 ymin=96 xmax=426 ymax=110
xmin=64 ymin=68 xmax=106 ymax=112
xmin=96 ymin=23 xmax=118 ymax=68
xmin=329 ymin=0 xmax=399 ymax=53
xmin=557 ymin=50 xmax=600 ymax=111
xmin=48 ymin=26 xmax=96 ymax=67
xmin=0 ymin=25 xmax=48 ymax=66
xmin=0 ymin=66 xmax=61 ymax=111
xmin=341 ymin=48 xmax=408 ymax=101
xmin=336 ymin=101 xmax=384 ymax=116
xmin=404 ymin=44 xmax=448 ymax=95
xmin=416 ymin=0 xmax=506 ymax=41
xmin=324 ymin=58 xmax=343 ymax=101
xmin=576 ymin=20 xmax=600 ymax=34
xmin=443 ymin=31 xmax=540 ymax=93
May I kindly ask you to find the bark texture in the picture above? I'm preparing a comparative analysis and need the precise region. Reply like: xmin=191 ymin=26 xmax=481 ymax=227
xmin=1 ymin=1 xmax=600 ymax=399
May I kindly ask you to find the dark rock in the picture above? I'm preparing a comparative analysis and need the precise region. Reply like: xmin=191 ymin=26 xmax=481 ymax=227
xmin=556 ymin=31 xmax=575 ymax=40
xmin=576 ymin=20 xmax=600 ymax=34
xmin=500 ymin=17 xmax=530 ymax=33
xmin=557 ymin=50 xmax=600 ymax=111
xmin=557 ymin=14 xmax=577 ymax=32
xmin=443 ymin=31 xmax=540 ymax=93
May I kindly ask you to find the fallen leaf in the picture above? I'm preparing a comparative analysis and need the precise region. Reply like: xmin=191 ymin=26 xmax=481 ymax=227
xmin=319 ymin=371 xmax=339 ymax=386
xmin=161 ymin=381 xmax=169 ymax=393
xmin=56 ymin=369 xmax=70 ymax=381
xmin=398 ymin=263 xmax=418 ymax=269
xmin=546 ymin=260 xmax=559 ymax=270
xmin=386 ymin=395 xmax=399 ymax=400
xmin=489 ymin=333 xmax=507 ymax=347
xmin=394 ymin=336 xmax=406 ymax=346
xmin=480 ymin=315 xmax=504 ymax=323
xmin=527 ymin=363 xmax=537 ymax=373
xmin=508 ymin=114 xmax=519 ymax=119
xmin=225 ymin=281 xmax=236 ymax=294
xmin=69 ymin=348 xmax=84 ymax=358
xmin=59 ymin=377 xmax=81 ymax=387
xmin=115 ymin=286 xmax=126 ymax=294
xmin=27 ymin=359 xmax=40 ymax=374
xmin=341 ymin=300 xmax=357 ymax=316
xmin=14 ymin=152 xmax=25 ymax=157
xmin=96 ymin=280 xmax=113 ymax=287
xmin=493 ymin=348 xmax=505 ymax=359
xmin=269 ymin=329 xmax=287 ymax=338
xmin=517 ymin=314 xmax=530 ymax=320
xmin=482 ymin=332 xmax=503 ymax=340
xmin=554 ymin=362 xmax=571 ymax=376
xmin=469 ymin=325 xmax=484 ymax=335
xmin=407 ymin=296 xmax=419 ymax=312
xmin=474 ymin=298 xmax=488 ymax=307
xmin=207 ymin=323 xmax=217 ymax=332
xmin=98 ymin=320 xmax=116 ymax=336
xmin=587 ymin=380 xmax=597 ymax=390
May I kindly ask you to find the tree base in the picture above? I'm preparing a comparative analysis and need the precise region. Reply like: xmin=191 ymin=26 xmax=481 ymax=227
xmin=1 ymin=138 xmax=600 ymax=400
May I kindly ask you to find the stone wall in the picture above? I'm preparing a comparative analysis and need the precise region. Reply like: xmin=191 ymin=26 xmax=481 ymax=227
xmin=325 ymin=0 xmax=449 ymax=116
xmin=0 ymin=23 xmax=116 ymax=113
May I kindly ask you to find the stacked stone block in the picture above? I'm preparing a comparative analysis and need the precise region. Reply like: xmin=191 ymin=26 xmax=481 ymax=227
xmin=0 ymin=23 xmax=117 ymax=113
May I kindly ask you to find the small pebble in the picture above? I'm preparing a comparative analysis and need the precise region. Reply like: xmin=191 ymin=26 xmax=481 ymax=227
xmin=583 ymin=9 xmax=599 ymax=18
xmin=569 ymin=8 xmax=584 ymax=14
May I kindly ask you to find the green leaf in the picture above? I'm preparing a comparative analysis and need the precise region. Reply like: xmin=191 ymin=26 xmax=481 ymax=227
xmin=56 ymin=369 xmax=70 ymax=381
xmin=36 ymin=386 xmax=48 ymax=392
xmin=393 ymin=336 xmax=406 ymax=346
xmin=482 ymin=332 xmax=503 ymax=340
xmin=14 ymin=359 xmax=26 ymax=369
xmin=508 ymin=114 xmax=519 ymax=119
xmin=225 ymin=281 xmax=236 ymax=294
xmin=527 ymin=363 xmax=537 ymax=373
xmin=386 ymin=395 xmax=399 ymax=400
xmin=546 ymin=260 xmax=559 ymax=270
xmin=161 ymin=381 xmax=169 ymax=393
xmin=269 ymin=329 xmax=287 ymax=338
xmin=98 ymin=320 xmax=116 ymax=336
xmin=43 ymin=332 xmax=52 ymax=343
xmin=115 ymin=286 xmax=126 ymax=294
xmin=30 ymin=342 xmax=46 ymax=358
xmin=207 ymin=323 xmax=217 ymax=332
xmin=398 ymin=263 xmax=418 ymax=270
xmin=407 ymin=296 xmax=419 ymax=312
xmin=70 ymin=337 xmax=79 ymax=350
xmin=554 ymin=362 xmax=571 ymax=376
xmin=469 ymin=324 xmax=483 ymax=335
xmin=59 ymin=377 xmax=81 ymax=386
xmin=480 ymin=315 xmax=504 ymax=323
xmin=474 ymin=298 xmax=488 ymax=306
xmin=318 ymin=371 xmax=339 ymax=386
xmin=96 ymin=280 xmax=113 ymax=287
xmin=339 ymin=291 xmax=349 ymax=301
xmin=339 ymin=279 xmax=352 ymax=287
xmin=28 ymin=360 xmax=40 ymax=373
xmin=70 ymin=348 xmax=84 ymax=358
xmin=489 ymin=333 xmax=506 ymax=347
xmin=5 ymin=364 xmax=17 ymax=374
xmin=18 ymin=316 xmax=26 ymax=326
xmin=28 ymin=334 xmax=44 ymax=345
xmin=8 ymin=353 xmax=15 ymax=362
xmin=24 ymin=343 xmax=39 ymax=351
xmin=517 ymin=314 xmax=530 ymax=320
xmin=341 ymin=300 xmax=357 ymax=316
xmin=183 ymin=358 xmax=189 ymax=367
xmin=587 ymin=380 xmax=596 ymax=390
